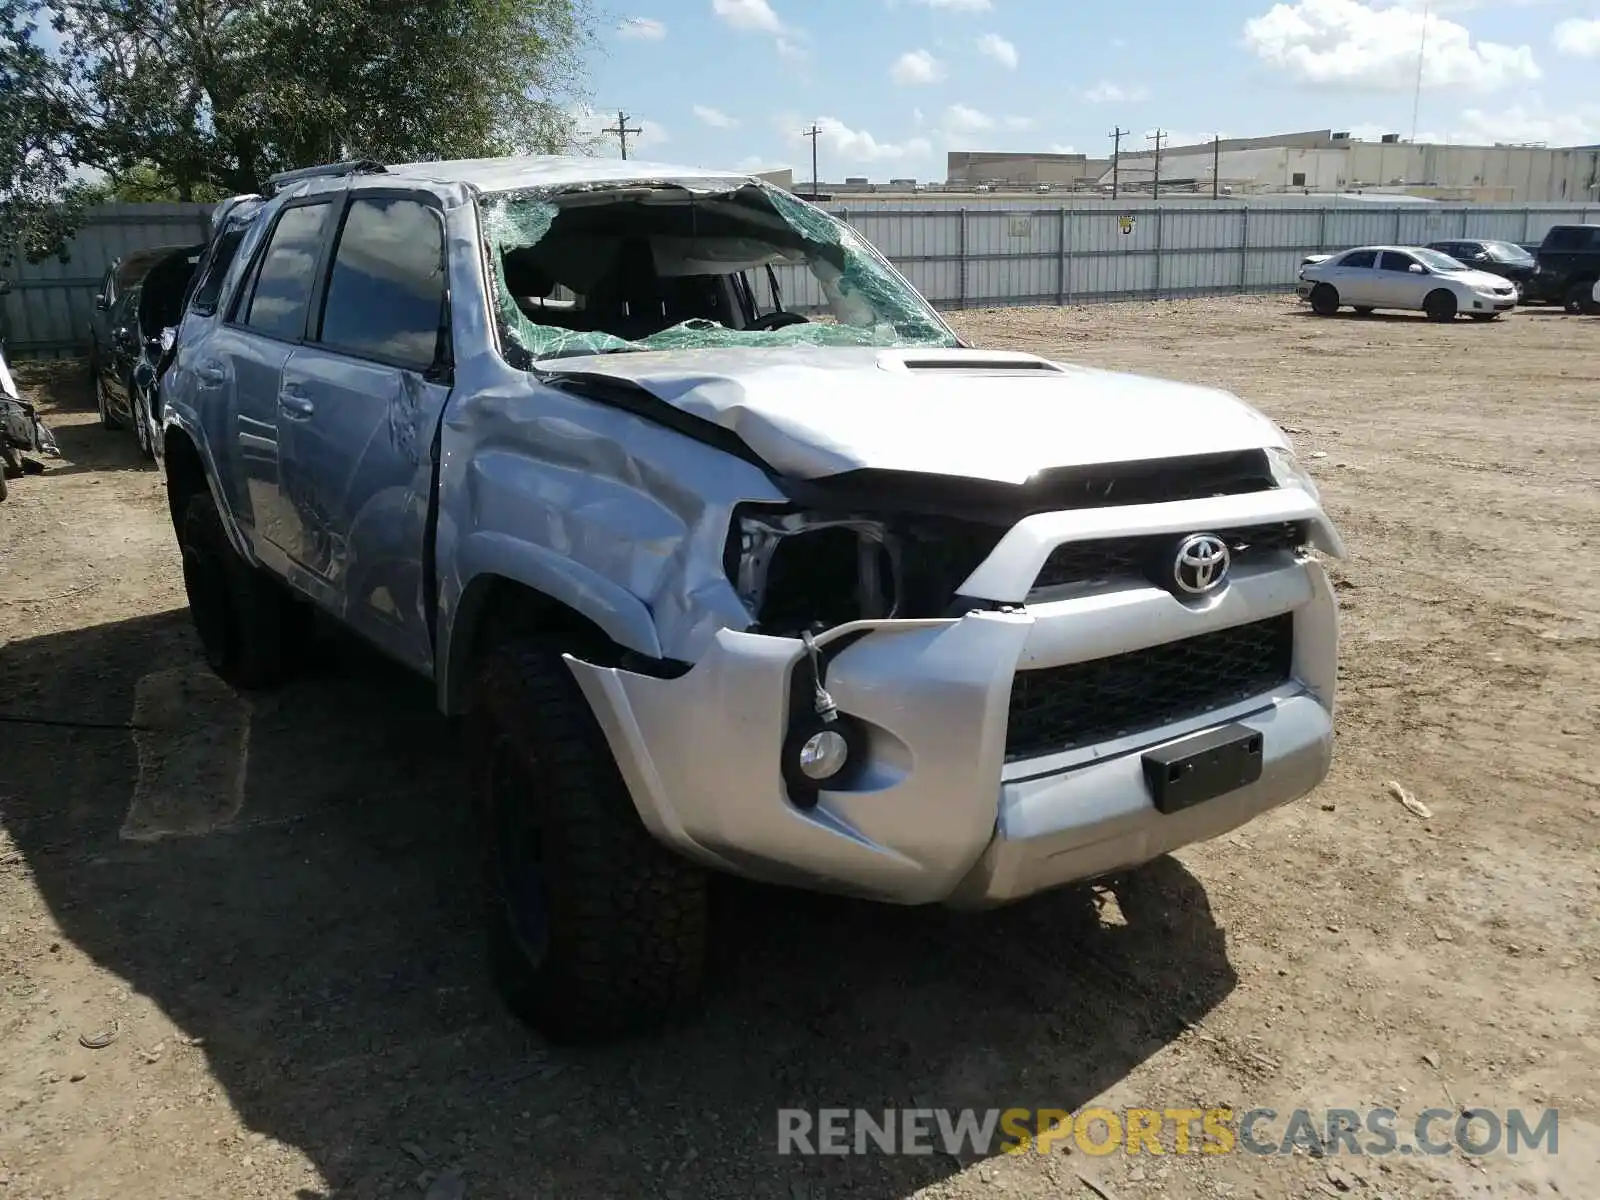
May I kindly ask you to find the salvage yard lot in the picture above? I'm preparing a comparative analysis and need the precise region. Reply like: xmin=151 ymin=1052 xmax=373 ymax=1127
xmin=1 ymin=294 xmax=1597 ymax=1199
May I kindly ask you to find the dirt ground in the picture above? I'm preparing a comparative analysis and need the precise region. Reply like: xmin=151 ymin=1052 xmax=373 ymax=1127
xmin=2 ymin=295 xmax=1597 ymax=1200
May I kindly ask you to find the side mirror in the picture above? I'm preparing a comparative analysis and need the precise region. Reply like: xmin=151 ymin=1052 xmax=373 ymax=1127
xmin=1408 ymin=263 xmax=1426 ymax=274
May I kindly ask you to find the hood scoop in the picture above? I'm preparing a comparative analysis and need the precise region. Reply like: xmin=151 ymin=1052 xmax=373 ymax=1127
xmin=876 ymin=349 xmax=1066 ymax=376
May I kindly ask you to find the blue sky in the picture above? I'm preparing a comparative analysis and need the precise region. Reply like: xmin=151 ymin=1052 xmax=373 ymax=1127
xmin=585 ymin=0 xmax=1600 ymax=178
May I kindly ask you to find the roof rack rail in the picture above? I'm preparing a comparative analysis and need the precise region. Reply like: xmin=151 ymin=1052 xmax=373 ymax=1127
xmin=265 ymin=160 xmax=387 ymax=193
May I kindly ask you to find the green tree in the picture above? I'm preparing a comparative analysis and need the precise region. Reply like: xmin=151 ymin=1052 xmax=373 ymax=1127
xmin=0 ymin=2 xmax=93 ymax=266
xmin=5 ymin=0 xmax=597 ymax=204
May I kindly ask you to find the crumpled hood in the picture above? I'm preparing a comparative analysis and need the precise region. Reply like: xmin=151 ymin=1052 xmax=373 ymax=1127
xmin=538 ymin=346 xmax=1288 ymax=482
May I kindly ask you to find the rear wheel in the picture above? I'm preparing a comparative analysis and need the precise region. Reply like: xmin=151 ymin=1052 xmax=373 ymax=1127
xmin=1310 ymin=283 xmax=1340 ymax=317
xmin=1565 ymin=281 xmax=1600 ymax=315
xmin=178 ymin=489 xmax=310 ymax=689
xmin=1423 ymin=290 xmax=1458 ymax=323
xmin=465 ymin=638 xmax=709 ymax=1043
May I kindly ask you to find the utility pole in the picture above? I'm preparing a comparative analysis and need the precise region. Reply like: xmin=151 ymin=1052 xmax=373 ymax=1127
xmin=801 ymin=123 xmax=822 ymax=197
xmin=1212 ymin=133 xmax=1221 ymax=200
xmin=1108 ymin=126 xmax=1128 ymax=199
xmin=602 ymin=109 xmax=642 ymax=160
xmin=1146 ymin=128 xmax=1166 ymax=199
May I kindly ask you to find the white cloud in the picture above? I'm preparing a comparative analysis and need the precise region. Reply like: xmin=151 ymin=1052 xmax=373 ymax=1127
xmin=617 ymin=16 xmax=666 ymax=39
xmin=712 ymin=0 xmax=784 ymax=33
xmin=1243 ymin=0 xmax=1541 ymax=91
xmin=786 ymin=115 xmax=933 ymax=165
xmin=944 ymin=104 xmax=995 ymax=134
xmin=1553 ymin=17 xmax=1600 ymax=57
xmin=776 ymin=35 xmax=806 ymax=60
xmin=1081 ymin=81 xmax=1150 ymax=103
xmin=1048 ymin=143 xmax=1078 ymax=154
xmin=912 ymin=106 xmax=927 ymax=126
xmin=1004 ymin=115 xmax=1035 ymax=129
xmin=891 ymin=48 xmax=945 ymax=84
xmin=1456 ymin=102 xmax=1600 ymax=145
xmin=911 ymin=0 xmax=992 ymax=9
xmin=977 ymin=32 xmax=1018 ymax=67
xmin=694 ymin=104 xmax=739 ymax=129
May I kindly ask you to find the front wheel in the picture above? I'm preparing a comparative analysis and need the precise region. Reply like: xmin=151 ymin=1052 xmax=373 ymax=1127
xmin=131 ymin=383 xmax=156 ymax=460
xmin=1423 ymin=290 xmax=1458 ymax=323
xmin=465 ymin=638 xmax=709 ymax=1043
xmin=94 ymin=365 xmax=121 ymax=430
xmin=1309 ymin=283 xmax=1340 ymax=317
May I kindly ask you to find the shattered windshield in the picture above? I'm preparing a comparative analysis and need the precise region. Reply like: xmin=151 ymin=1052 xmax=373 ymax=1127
xmin=478 ymin=181 xmax=958 ymax=362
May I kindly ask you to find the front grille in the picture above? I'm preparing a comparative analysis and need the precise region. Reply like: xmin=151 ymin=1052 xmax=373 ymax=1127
xmin=1031 ymin=522 xmax=1306 ymax=594
xmin=1004 ymin=614 xmax=1295 ymax=761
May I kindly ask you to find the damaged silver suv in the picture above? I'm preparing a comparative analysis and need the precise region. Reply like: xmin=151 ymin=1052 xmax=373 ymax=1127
xmin=159 ymin=156 xmax=1343 ymax=1041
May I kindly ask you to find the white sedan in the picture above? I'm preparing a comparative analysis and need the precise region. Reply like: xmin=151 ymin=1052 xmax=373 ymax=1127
xmin=1296 ymin=245 xmax=1520 ymax=322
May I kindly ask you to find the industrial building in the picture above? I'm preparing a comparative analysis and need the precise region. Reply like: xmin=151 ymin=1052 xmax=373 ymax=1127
xmin=946 ymin=150 xmax=1109 ymax=188
xmin=1100 ymin=129 xmax=1600 ymax=204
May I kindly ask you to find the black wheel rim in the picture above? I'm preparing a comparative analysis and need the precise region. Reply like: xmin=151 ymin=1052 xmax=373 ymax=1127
xmin=488 ymin=736 xmax=551 ymax=968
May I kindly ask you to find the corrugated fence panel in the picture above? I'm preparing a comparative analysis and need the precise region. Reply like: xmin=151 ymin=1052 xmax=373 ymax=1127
xmin=7 ymin=198 xmax=1596 ymax=354
xmin=3 ymin=202 xmax=212 ymax=355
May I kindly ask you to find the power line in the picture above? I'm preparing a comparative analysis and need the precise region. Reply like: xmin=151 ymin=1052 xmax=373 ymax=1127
xmin=1108 ymin=126 xmax=1129 ymax=199
xmin=801 ymin=123 xmax=822 ymax=196
xmin=602 ymin=109 xmax=642 ymax=160
xmin=1146 ymin=129 xmax=1167 ymax=199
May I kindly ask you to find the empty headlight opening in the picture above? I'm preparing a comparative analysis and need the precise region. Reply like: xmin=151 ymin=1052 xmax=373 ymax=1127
xmin=726 ymin=505 xmax=1007 ymax=636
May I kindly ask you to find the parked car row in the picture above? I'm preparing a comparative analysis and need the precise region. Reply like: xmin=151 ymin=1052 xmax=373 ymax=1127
xmin=1295 ymin=224 xmax=1600 ymax=321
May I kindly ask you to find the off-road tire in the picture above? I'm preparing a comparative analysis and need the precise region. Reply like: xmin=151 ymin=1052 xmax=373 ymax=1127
xmin=465 ymin=638 xmax=708 ymax=1043
xmin=1424 ymin=290 xmax=1457 ymax=322
xmin=178 ymin=489 xmax=309 ymax=689
xmin=1309 ymin=283 xmax=1339 ymax=317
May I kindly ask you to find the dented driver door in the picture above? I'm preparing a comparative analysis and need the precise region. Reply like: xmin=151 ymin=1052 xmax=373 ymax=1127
xmin=271 ymin=193 xmax=453 ymax=674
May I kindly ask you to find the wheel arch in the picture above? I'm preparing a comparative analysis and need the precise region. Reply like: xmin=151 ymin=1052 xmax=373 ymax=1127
xmin=161 ymin=424 xmax=254 ymax=562
xmin=438 ymin=568 xmax=661 ymax=716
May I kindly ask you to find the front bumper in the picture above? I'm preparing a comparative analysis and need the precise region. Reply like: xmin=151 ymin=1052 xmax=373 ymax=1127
xmin=567 ymin=488 xmax=1341 ymax=907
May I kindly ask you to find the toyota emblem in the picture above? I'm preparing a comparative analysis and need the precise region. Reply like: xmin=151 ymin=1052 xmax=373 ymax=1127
xmin=1173 ymin=533 xmax=1230 ymax=595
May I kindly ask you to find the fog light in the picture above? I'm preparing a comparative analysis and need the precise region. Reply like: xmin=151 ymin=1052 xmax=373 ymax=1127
xmin=797 ymin=729 xmax=850 ymax=780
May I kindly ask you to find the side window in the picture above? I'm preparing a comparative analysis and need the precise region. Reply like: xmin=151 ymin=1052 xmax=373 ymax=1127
xmin=316 ymin=197 xmax=447 ymax=371
xmin=1378 ymin=251 xmax=1416 ymax=272
xmin=1340 ymin=250 xmax=1376 ymax=269
xmin=240 ymin=202 xmax=333 ymax=341
xmin=1542 ymin=227 xmax=1592 ymax=250
xmin=188 ymin=228 xmax=249 ymax=316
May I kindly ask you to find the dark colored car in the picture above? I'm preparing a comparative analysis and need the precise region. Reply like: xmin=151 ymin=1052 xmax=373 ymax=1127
xmin=93 ymin=243 xmax=205 ymax=458
xmin=1525 ymin=224 xmax=1600 ymax=312
xmin=1425 ymin=239 xmax=1536 ymax=289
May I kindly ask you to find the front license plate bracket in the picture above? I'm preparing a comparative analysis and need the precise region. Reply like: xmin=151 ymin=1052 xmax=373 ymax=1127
xmin=1142 ymin=723 xmax=1263 ymax=814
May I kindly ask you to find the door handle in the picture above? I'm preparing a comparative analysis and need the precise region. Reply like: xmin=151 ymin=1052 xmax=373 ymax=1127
xmin=277 ymin=390 xmax=315 ymax=418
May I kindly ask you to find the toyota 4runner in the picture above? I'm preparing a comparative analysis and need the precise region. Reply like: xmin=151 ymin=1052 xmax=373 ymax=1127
xmin=159 ymin=156 xmax=1344 ymax=1041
